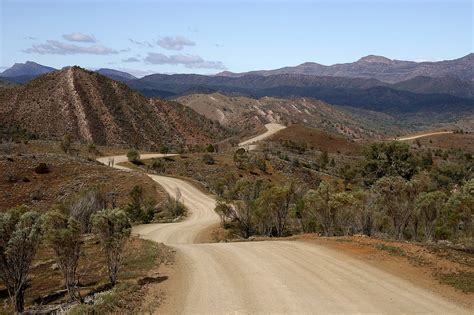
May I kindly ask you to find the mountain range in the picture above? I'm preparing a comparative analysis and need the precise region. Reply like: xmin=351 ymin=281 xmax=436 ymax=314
xmin=0 ymin=67 xmax=226 ymax=149
xmin=217 ymin=54 xmax=474 ymax=83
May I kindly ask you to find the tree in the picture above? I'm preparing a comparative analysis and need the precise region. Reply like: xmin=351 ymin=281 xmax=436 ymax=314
xmin=415 ymin=191 xmax=446 ymax=241
xmin=127 ymin=149 xmax=141 ymax=164
xmin=206 ymin=144 xmax=216 ymax=153
xmin=233 ymin=148 xmax=249 ymax=169
xmin=257 ymin=185 xmax=296 ymax=237
xmin=0 ymin=206 xmax=43 ymax=312
xmin=303 ymin=182 xmax=337 ymax=236
xmin=44 ymin=208 xmax=83 ymax=302
xmin=320 ymin=151 xmax=329 ymax=169
xmin=372 ymin=176 xmax=417 ymax=239
xmin=125 ymin=185 xmax=144 ymax=222
xmin=69 ymin=186 xmax=106 ymax=233
xmin=159 ymin=145 xmax=169 ymax=155
xmin=331 ymin=192 xmax=361 ymax=236
xmin=362 ymin=142 xmax=418 ymax=185
xmin=92 ymin=208 xmax=131 ymax=286
xmin=441 ymin=180 xmax=474 ymax=239
xmin=60 ymin=134 xmax=73 ymax=154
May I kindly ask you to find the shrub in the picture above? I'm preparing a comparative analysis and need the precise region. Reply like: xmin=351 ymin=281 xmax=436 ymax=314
xmin=150 ymin=158 xmax=165 ymax=173
xmin=202 ymin=154 xmax=215 ymax=165
xmin=44 ymin=209 xmax=83 ymax=302
xmin=34 ymin=162 xmax=50 ymax=174
xmin=92 ymin=208 xmax=131 ymax=286
xmin=0 ymin=206 xmax=43 ymax=312
xmin=126 ymin=149 xmax=141 ymax=164
xmin=60 ymin=134 xmax=75 ymax=154
xmin=69 ymin=186 xmax=106 ymax=233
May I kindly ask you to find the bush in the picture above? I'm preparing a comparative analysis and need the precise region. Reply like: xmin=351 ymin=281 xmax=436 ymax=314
xmin=125 ymin=185 xmax=156 ymax=224
xmin=34 ymin=162 xmax=50 ymax=174
xmin=202 ymin=154 xmax=215 ymax=165
xmin=60 ymin=134 xmax=73 ymax=154
xmin=92 ymin=208 xmax=131 ymax=286
xmin=150 ymin=159 xmax=165 ymax=173
xmin=127 ymin=150 xmax=141 ymax=164
xmin=0 ymin=206 xmax=43 ymax=312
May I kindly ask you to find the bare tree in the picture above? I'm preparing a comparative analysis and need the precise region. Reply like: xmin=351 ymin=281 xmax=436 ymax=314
xmin=69 ymin=186 xmax=106 ymax=233
xmin=0 ymin=206 xmax=43 ymax=312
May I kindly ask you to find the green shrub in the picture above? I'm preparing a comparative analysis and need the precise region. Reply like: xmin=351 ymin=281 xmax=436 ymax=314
xmin=126 ymin=149 xmax=141 ymax=164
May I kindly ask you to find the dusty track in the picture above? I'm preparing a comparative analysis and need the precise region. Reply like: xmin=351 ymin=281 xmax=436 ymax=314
xmin=396 ymin=131 xmax=453 ymax=141
xmin=239 ymin=123 xmax=286 ymax=150
xmin=100 ymin=140 xmax=470 ymax=314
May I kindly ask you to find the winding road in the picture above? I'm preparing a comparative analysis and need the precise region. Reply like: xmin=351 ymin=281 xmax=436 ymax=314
xmin=99 ymin=124 xmax=469 ymax=314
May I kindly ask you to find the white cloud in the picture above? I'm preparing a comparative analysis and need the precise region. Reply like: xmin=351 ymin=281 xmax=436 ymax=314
xmin=117 ymin=68 xmax=155 ymax=78
xmin=129 ymin=39 xmax=154 ymax=48
xmin=144 ymin=52 xmax=226 ymax=69
xmin=24 ymin=40 xmax=118 ymax=55
xmin=62 ymin=32 xmax=96 ymax=43
xmin=122 ymin=57 xmax=140 ymax=63
xmin=157 ymin=36 xmax=195 ymax=51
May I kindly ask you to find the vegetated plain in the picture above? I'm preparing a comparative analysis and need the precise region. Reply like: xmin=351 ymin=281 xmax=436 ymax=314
xmin=0 ymin=56 xmax=473 ymax=313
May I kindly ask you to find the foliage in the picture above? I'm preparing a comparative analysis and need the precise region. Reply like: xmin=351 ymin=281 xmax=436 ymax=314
xmin=69 ymin=186 xmax=107 ymax=233
xmin=44 ymin=208 xmax=83 ymax=302
xmin=127 ymin=149 xmax=141 ymax=164
xmin=60 ymin=134 xmax=73 ymax=154
xmin=0 ymin=206 xmax=43 ymax=312
xmin=125 ymin=185 xmax=156 ymax=224
xmin=202 ymin=153 xmax=215 ymax=165
xmin=92 ymin=208 xmax=131 ymax=286
xmin=362 ymin=142 xmax=418 ymax=185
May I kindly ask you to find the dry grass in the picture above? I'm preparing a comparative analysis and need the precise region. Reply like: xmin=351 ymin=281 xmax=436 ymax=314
xmin=268 ymin=124 xmax=364 ymax=155
xmin=0 ymin=153 xmax=166 ymax=212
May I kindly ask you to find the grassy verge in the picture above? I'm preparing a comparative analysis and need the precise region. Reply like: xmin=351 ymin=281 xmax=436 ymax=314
xmin=375 ymin=244 xmax=405 ymax=256
xmin=436 ymin=272 xmax=474 ymax=293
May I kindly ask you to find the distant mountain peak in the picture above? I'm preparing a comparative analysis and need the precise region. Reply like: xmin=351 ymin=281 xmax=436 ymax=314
xmin=356 ymin=55 xmax=392 ymax=64
xmin=0 ymin=61 xmax=56 ymax=78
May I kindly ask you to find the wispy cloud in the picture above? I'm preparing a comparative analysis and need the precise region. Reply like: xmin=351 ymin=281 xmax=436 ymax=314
xmin=117 ymin=68 xmax=155 ymax=78
xmin=122 ymin=57 xmax=140 ymax=63
xmin=24 ymin=40 xmax=118 ymax=55
xmin=157 ymin=36 xmax=195 ymax=51
xmin=129 ymin=39 xmax=154 ymax=48
xmin=144 ymin=52 xmax=225 ymax=69
xmin=62 ymin=32 xmax=96 ymax=43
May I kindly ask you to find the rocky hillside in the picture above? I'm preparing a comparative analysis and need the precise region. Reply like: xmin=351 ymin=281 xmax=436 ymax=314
xmin=176 ymin=93 xmax=402 ymax=139
xmin=0 ymin=67 xmax=226 ymax=149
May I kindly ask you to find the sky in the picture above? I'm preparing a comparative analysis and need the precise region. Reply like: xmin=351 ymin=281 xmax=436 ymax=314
xmin=0 ymin=0 xmax=473 ymax=77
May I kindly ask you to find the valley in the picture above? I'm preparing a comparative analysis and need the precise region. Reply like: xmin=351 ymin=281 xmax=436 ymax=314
xmin=1 ymin=53 xmax=473 ymax=314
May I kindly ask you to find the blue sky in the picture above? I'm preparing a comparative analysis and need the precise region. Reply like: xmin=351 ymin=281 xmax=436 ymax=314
xmin=1 ymin=0 xmax=472 ymax=77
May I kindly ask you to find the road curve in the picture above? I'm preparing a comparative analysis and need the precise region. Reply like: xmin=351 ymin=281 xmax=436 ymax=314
xmin=396 ymin=131 xmax=453 ymax=141
xmin=239 ymin=123 xmax=286 ymax=149
xmin=99 ymin=153 xmax=470 ymax=314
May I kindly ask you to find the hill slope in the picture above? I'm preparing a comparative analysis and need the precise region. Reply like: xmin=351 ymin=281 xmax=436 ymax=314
xmin=0 ymin=67 xmax=226 ymax=149
xmin=176 ymin=93 xmax=405 ymax=138
xmin=131 ymin=73 xmax=474 ymax=115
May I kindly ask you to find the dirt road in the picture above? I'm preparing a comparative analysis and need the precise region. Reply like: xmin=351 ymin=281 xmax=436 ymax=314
xmin=99 ymin=154 xmax=470 ymax=314
xmin=396 ymin=131 xmax=453 ymax=141
xmin=239 ymin=123 xmax=286 ymax=150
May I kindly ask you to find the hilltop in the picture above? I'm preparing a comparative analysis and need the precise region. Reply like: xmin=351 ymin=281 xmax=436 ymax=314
xmin=0 ymin=67 xmax=226 ymax=150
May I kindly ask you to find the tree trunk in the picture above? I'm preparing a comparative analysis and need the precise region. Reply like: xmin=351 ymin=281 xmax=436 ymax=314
xmin=15 ymin=285 xmax=25 ymax=313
